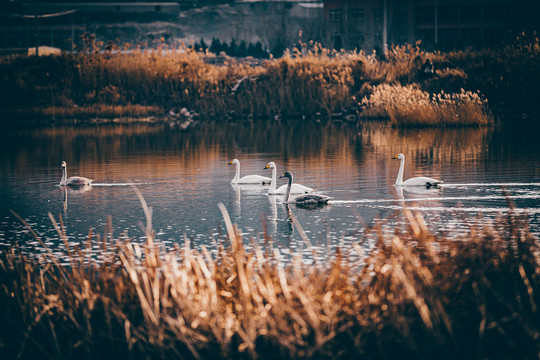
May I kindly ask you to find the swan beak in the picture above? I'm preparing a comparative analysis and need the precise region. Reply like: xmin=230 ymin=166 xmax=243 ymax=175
xmin=392 ymin=155 xmax=399 ymax=159
xmin=264 ymin=164 xmax=269 ymax=169
xmin=279 ymin=175 xmax=284 ymax=179
xmin=228 ymin=161 xmax=233 ymax=165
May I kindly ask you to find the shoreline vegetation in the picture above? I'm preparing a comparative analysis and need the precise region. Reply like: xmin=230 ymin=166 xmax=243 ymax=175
xmin=0 ymin=203 xmax=538 ymax=359
xmin=1 ymin=36 xmax=539 ymax=127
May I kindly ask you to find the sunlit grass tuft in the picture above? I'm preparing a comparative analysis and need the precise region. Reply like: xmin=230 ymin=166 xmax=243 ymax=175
xmin=360 ymin=84 xmax=493 ymax=126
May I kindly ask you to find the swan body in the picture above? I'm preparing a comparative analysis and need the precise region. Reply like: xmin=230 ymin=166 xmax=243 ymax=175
xmin=228 ymin=159 xmax=272 ymax=185
xmin=280 ymin=171 xmax=331 ymax=206
xmin=264 ymin=162 xmax=314 ymax=195
xmin=60 ymin=161 xmax=93 ymax=186
xmin=392 ymin=153 xmax=442 ymax=187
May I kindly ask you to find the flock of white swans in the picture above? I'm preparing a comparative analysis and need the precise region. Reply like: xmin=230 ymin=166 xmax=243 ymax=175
xmin=60 ymin=153 xmax=443 ymax=207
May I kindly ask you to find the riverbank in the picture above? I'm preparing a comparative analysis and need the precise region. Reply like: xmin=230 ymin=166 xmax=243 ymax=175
xmin=1 ymin=37 xmax=538 ymax=126
xmin=0 ymin=205 xmax=538 ymax=359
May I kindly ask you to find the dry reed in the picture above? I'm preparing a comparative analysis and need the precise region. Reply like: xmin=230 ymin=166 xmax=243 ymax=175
xmin=0 ymin=198 xmax=538 ymax=359
xmin=2 ymin=37 xmax=538 ymax=125
xmin=360 ymin=84 xmax=493 ymax=126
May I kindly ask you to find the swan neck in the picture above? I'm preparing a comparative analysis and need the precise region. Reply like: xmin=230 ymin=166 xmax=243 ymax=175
xmin=269 ymin=166 xmax=277 ymax=192
xmin=396 ymin=157 xmax=404 ymax=185
xmin=61 ymin=166 xmax=67 ymax=185
xmin=233 ymin=163 xmax=240 ymax=182
xmin=282 ymin=175 xmax=292 ymax=203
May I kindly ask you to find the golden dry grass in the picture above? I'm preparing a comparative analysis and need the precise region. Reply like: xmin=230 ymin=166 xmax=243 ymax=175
xmin=3 ymin=38 xmax=537 ymax=125
xmin=360 ymin=84 xmax=493 ymax=126
xmin=0 ymin=197 xmax=538 ymax=359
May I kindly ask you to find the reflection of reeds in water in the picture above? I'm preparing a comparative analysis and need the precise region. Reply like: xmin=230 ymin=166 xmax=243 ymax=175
xmin=362 ymin=125 xmax=492 ymax=159
xmin=2 ymin=122 xmax=498 ymax=201
xmin=2 ymin=122 xmax=362 ymax=184
xmin=358 ymin=125 xmax=493 ymax=186
xmin=1 ymin=202 xmax=538 ymax=359
xmin=25 ymin=104 xmax=162 ymax=120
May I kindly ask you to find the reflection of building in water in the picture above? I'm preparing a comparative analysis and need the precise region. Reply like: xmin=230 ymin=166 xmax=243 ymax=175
xmin=323 ymin=0 xmax=539 ymax=51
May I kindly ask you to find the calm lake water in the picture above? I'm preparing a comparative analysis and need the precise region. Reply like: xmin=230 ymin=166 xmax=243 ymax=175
xmin=1 ymin=120 xmax=539 ymax=263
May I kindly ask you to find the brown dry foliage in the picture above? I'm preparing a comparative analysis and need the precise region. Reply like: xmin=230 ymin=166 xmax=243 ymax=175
xmin=4 ymin=37 xmax=537 ymax=125
xmin=0 ymin=198 xmax=538 ymax=359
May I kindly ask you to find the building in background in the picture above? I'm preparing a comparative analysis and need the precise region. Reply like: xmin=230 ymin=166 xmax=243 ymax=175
xmin=0 ymin=0 xmax=538 ymax=55
xmin=0 ymin=0 xmax=324 ymax=55
xmin=323 ymin=0 xmax=540 ymax=52
xmin=0 ymin=1 xmax=186 ymax=53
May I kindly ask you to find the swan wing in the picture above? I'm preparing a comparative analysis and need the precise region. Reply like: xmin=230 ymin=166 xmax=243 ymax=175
xmin=66 ymin=176 xmax=93 ymax=186
xmin=402 ymin=176 xmax=443 ymax=187
xmin=291 ymin=183 xmax=315 ymax=193
xmin=236 ymin=175 xmax=272 ymax=185
xmin=294 ymin=194 xmax=331 ymax=204
xmin=272 ymin=183 xmax=315 ymax=195
xmin=293 ymin=194 xmax=332 ymax=208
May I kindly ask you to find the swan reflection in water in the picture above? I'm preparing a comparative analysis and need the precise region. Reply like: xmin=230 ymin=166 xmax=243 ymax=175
xmin=229 ymin=183 xmax=272 ymax=232
xmin=267 ymin=194 xmax=295 ymax=237
xmin=62 ymin=184 xmax=92 ymax=214
xmin=229 ymin=183 xmax=291 ymax=239
xmin=393 ymin=182 xmax=445 ymax=229
xmin=396 ymin=183 xmax=442 ymax=197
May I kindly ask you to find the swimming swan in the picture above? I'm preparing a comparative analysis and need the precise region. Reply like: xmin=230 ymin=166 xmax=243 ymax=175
xmin=264 ymin=162 xmax=314 ymax=194
xmin=280 ymin=171 xmax=331 ymax=206
xmin=392 ymin=153 xmax=443 ymax=187
xmin=59 ymin=161 xmax=93 ymax=186
xmin=228 ymin=159 xmax=272 ymax=185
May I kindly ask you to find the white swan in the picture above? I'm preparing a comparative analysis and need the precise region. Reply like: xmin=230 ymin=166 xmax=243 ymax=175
xmin=228 ymin=159 xmax=272 ymax=185
xmin=59 ymin=161 xmax=93 ymax=186
xmin=280 ymin=171 xmax=331 ymax=206
xmin=392 ymin=153 xmax=443 ymax=187
xmin=264 ymin=162 xmax=315 ymax=195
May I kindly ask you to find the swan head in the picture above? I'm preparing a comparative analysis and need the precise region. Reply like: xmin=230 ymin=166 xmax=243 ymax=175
xmin=264 ymin=162 xmax=275 ymax=170
xmin=228 ymin=159 xmax=239 ymax=166
xmin=61 ymin=161 xmax=67 ymax=168
xmin=279 ymin=171 xmax=292 ymax=179
xmin=392 ymin=154 xmax=405 ymax=160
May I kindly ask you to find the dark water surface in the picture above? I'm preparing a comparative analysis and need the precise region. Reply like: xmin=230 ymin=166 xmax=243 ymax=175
xmin=1 ymin=121 xmax=539 ymax=262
